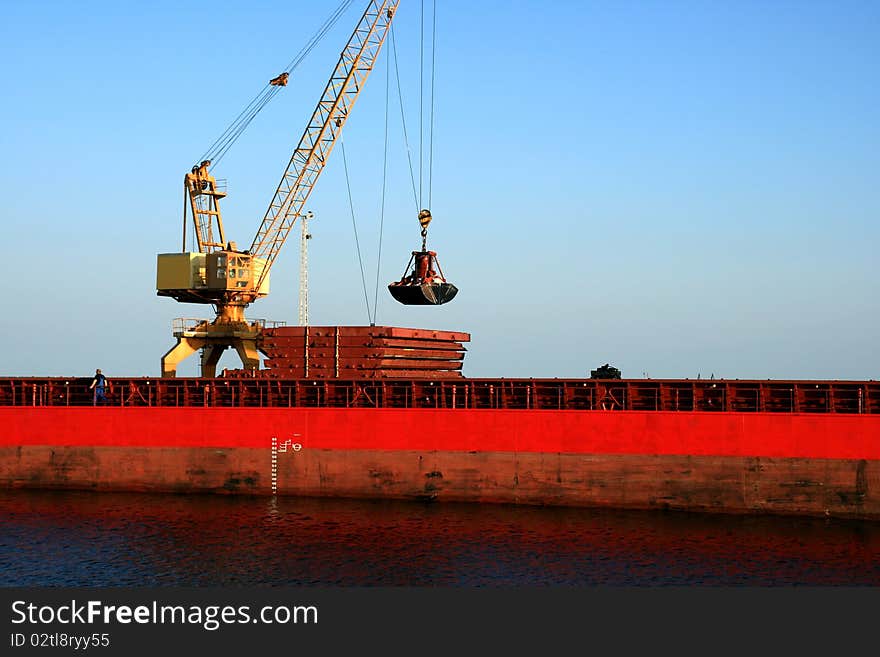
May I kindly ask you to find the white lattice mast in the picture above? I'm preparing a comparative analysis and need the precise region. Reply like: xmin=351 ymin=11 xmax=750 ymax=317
xmin=298 ymin=211 xmax=314 ymax=326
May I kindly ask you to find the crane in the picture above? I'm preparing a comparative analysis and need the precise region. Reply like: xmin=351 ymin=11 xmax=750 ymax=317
xmin=156 ymin=0 xmax=400 ymax=378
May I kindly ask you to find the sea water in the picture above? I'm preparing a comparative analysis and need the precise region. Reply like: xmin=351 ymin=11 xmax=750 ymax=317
xmin=2 ymin=489 xmax=879 ymax=586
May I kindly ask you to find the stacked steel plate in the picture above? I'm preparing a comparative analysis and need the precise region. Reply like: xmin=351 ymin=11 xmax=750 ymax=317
xmin=256 ymin=326 xmax=469 ymax=379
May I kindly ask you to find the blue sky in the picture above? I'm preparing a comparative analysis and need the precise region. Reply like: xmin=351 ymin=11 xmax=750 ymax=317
xmin=0 ymin=0 xmax=877 ymax=379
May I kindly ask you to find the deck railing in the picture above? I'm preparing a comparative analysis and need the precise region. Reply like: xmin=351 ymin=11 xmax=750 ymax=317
xmin=0 ymin=378 xmax=877 ymax=414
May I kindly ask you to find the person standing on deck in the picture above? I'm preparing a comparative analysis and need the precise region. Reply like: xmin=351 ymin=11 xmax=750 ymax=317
xmin=90 ymin=369 xmax=109 ymax=405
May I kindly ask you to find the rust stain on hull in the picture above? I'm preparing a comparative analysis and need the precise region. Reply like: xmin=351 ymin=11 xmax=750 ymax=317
xmin=1 ymin=446 xmax=878 ymax=520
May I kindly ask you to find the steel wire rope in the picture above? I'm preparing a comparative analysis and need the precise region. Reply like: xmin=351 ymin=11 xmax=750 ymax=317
xmin=208 ymin=0 xmax=351 ymax=166
xmin=427 ymin=0 xmax=437 ymax=209
xmin=419 ymin=0 xmax=424 ymax=209
xmin=196 ymin=0 xmax=355 ymax=167
xmin=211 ymin=0 xmax=355 ymax=165
xmin=390 ymin=26 xmax=419 ymax=211
xmin=371 ymin=44 xmax=392 ymax=326
xmin=208 ymin=0 xmax=353 ymax=163
xmin=340 ymin=135 xmax=373 ymax=324
xmin=279 ymin=0 xmax=354 ymax=73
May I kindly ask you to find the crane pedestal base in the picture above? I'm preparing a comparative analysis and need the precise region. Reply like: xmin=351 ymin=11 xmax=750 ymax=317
xmin=161 ymin=330 xmax=261 ymax=378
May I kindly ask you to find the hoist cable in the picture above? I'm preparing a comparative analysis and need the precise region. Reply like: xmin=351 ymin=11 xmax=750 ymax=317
xmin=418 ymin=0 xmax=424 ymax=209
xmin=198 ymin=85 xmax=274 ymax=165
xmin=340 ymin=136 xmax=373 ymax=324
xmin=390 ymin=26 xmax=419 ymax=211
xmin=372 ymin=47 xmax=391 ymax=326
xmin=196 ymin=0 xmax=354 ymax=167
xmin=281 ymin=0 xmax=354 ymax=73
xmin=428 ymin=0 xmax=437 ymax=209
xmin=209 ymin=87 xmax=281 ymax=166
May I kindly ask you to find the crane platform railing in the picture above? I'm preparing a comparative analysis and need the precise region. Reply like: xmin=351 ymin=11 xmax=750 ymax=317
xmin=1 ymin=377 xmax=877 ymax=415
xmin=171 ymin=318 xmax=287 ymax=337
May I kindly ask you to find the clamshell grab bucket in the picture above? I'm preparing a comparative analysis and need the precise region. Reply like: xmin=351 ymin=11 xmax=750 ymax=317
xmin=388 ymin=281 xmax=459 ymax=306
xmin=388 ymin=251 xmax=458 ymax=306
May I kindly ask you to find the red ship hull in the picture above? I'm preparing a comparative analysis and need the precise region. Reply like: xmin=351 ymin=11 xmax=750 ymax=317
xmin=2 ymin=403 xmax=879 ymax=519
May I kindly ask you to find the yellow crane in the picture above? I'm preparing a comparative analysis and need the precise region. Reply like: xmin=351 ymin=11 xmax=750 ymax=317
xmin=156 ymin=0 xmax=400 ymax=378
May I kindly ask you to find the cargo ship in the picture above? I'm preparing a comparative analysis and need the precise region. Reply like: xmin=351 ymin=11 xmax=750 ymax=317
xmin=1 ymin=325 xmax=879 ymax=520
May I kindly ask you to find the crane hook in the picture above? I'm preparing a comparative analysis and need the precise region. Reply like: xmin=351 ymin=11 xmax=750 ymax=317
xmin=418 ymin=209 xmax=432 ymax=250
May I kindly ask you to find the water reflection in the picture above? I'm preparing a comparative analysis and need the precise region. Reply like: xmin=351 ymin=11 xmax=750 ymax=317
xmin=1 ymin=490 xmax=879 ymax=586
